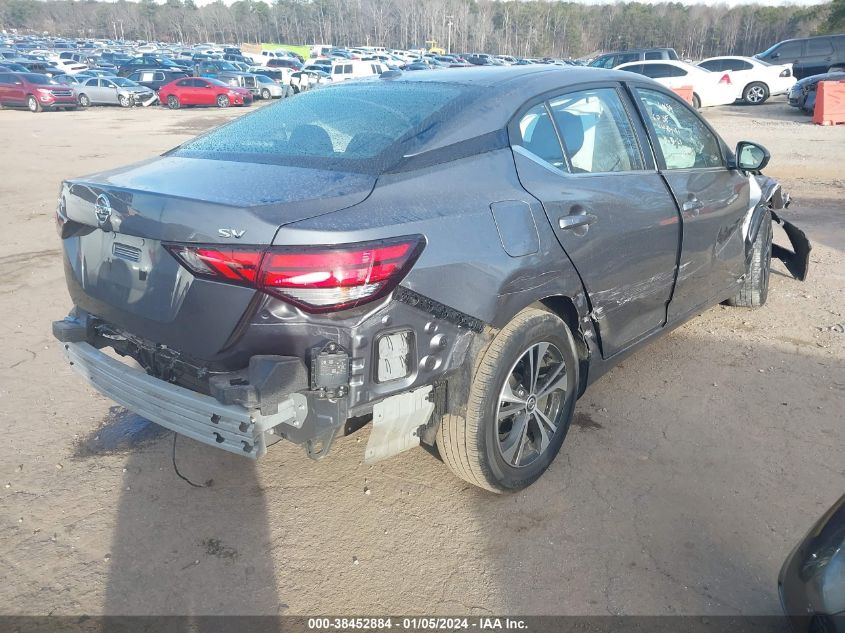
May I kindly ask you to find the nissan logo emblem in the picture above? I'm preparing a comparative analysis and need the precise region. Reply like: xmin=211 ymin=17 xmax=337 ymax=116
xmin=94 ymin=194 xmax=112 ymax=226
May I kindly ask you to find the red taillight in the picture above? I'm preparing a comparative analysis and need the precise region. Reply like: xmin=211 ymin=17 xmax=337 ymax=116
xmin=719 ymin=73 xmax=732 ymax=85
xmin=166 ymin=237 xmax=424 ymax=313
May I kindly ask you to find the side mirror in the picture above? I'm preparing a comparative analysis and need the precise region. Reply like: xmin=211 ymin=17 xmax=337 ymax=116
xmin=770 ymin=52 xmax=780 ymax=59
xmin=735 ymin=141 xmax=770 ymax=172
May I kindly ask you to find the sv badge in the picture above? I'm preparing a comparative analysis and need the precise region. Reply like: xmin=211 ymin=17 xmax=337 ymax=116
xmin=218 ymin=228 xmax=246 ymax=239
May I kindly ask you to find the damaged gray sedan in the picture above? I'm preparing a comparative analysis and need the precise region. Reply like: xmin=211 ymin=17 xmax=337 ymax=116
xmin=52 ymin=67 xmax=810 ymax=492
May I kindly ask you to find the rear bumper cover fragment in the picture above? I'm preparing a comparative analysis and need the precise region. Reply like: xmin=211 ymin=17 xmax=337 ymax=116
xmin=61 ymin=341 xmax=306 ymax=459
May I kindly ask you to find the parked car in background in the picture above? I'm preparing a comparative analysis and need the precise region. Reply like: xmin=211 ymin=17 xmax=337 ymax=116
xmin=267 ymin=57 xmax=303 ymax=71
xmin=158 ymin=76 xmax=252 ymax=109
xmin=589 ymin=48 xmax=679 ymax=69
xmin=617 ymin=59 xmax=738 ymax=107
xmin=225 ymin=72 xmax=262 ymax=99
xmin=127 ymin=69 xmax=188 ymax=92
xmin=16 ymin=60 xmax=63 ymax=77
xmin=117 ymin=56 xmax=187 ymax=77
xmin=697 ymin=55 xmax=794 ymax=104
xmin=788 ymin=70 xmax=845 ymax=112
xmin=76 ymin=76 xmax=157 ymax=107
xmin=0 ymin=62 xmax=29 ymax=73
xmin=0 ymin=71 xmax=77 ymax=111
xmin=53 ymin=59 xmax=92 ymax=75
xmin=58 ymin=51 xmax=94 ymax=66
xmin=779 ymin=493 xmax=845 ymax=633
xmin=52 ymin=67 xmax=807 ymax=493
xmin=252 ymin=67 xmax=290 ymax=84
xmin=330 ymin=59 xmax=385 ymax=81
xmin=290 ymin=69 xmax=331 ymax=92
xmin=255 ymin=73 xmax=285 ymax=99
xmin=756 ymin=34 xmax=845 ymax=80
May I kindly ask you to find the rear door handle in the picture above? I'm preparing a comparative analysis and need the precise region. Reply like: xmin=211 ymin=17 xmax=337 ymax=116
xmin=682 ymin=197 xmax=703 ymax=215
xmin=559 ymin=212 xmax=598 ymax=231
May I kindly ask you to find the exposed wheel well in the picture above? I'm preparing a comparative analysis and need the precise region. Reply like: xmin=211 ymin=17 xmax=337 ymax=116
xmin=536 ymin=295 xmax=591 ymax=396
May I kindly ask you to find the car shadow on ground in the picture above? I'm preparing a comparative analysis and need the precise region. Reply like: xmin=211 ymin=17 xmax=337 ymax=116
xmin=93 ymin=303 xmax=844 ymax=616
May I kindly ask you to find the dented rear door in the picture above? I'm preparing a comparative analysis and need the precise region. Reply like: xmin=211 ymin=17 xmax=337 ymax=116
xmin=511 ymin=84 xmax=681 ymax=359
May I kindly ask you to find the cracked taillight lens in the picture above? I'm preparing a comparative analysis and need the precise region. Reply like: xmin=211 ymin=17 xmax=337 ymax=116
xmin=166 ymin=236 xmax=424 ymax=313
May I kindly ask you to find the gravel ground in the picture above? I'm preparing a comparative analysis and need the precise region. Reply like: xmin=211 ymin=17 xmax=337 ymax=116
xmin=0 ymin=98 xmax=842 ymax=617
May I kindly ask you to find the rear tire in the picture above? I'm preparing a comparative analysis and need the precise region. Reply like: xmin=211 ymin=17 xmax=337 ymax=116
xmin=692 ymin=93 xmax=702 ymax=109
xmin=436 ymin=307 xmax=578 ymax=493
xmin=743 ymin=82 xmax=769 ymax=105
xmin=166 ymin=95 xmax=180 ymax=110
xmin=727 ymin=211 xmax=772 ymax=308
xmin=216 ymin=94 xmax=229 ymax=108
xmin=27 ymin=95 xmax=41 ymax=113
xmin=78 ymin=94 xmax=90 ymax=108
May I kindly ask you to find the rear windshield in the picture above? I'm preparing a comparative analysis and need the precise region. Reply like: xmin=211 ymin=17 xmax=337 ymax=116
xmin=173 ymin=81 xmax=474 ymax=173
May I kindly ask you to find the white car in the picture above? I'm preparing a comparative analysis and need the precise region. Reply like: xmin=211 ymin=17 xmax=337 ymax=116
xmin=54 ymin=60 xmax=90 ymax=75
xmin=616 ymin=59 xmax=739 ymax=108
xmin=697 ymin=56 xmax=794 ymax=104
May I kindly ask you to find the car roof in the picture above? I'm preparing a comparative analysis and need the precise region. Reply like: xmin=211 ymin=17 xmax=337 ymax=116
xmin=701 ymin=55 xmax=755 ymax=61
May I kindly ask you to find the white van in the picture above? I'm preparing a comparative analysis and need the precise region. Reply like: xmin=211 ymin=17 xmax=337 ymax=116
xmin=330 ymin=60 xmax=387 ymax=81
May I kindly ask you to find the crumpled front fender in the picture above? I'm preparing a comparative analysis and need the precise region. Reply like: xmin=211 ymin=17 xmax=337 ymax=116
xmin=752 ymin=175 xmax=811 ymax=282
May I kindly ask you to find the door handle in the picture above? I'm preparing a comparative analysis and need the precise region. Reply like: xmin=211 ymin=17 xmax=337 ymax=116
xmin=559 ymin=211 xmax=598 ymax=231
xmin=682 ymin=197 xmax=703 ymax=216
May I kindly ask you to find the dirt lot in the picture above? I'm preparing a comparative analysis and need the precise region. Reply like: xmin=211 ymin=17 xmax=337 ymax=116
xmin=0 ymin=98 xmax=843 ymax=617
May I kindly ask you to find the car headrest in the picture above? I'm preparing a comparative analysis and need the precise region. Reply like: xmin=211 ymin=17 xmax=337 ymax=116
xmin=524 ymin=115 xmax=563 ymax=164
xmin=287 ymin=124 xmax=334 ymax=155
xmin=553 ymin=110 xmax=585 ymax=157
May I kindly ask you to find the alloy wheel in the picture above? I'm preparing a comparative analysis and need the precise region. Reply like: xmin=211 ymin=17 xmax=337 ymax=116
xmin=496 ymin=342 xmax=567 ymax=468
xmin=747 ymin=85 xmax=766 ymax=103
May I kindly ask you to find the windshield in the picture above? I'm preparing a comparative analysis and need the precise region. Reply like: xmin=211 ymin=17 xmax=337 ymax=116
xmin=111 ymin=77 xmax=137 ymax=87
xmin=23 ymin=73 xmax=57 ymax=85
xmin=207 ymin=78 xmax=230 ymax=87
xmin=174 ymin=81 xmax=474 ymax=173
xmin=256 ymin=75 xmax=273 ymax=84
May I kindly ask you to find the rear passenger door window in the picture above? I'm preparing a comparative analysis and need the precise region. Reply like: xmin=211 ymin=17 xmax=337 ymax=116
xmin=548 ymin=88 xmax=644 ymax=173
xmin=516 ymin=103 xmax=565 ymax=170
xmin=807 ymin=38 xmax=833 ymax=56
xmin=635 ymin=88 xmax=723 ymax=169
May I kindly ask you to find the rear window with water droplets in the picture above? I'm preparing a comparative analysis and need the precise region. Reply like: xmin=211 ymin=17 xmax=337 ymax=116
xmin=173 ymin=81 xmax=473 ymax=173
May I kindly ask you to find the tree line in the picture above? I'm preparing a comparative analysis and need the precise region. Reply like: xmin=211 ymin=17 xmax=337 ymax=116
xmin=0 ymin=0 xmax=837 ymax=60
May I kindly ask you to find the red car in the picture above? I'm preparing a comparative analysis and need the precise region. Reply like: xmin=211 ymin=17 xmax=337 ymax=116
xmin=0 ymin=72 xmax=78 ymax=112
xmin=158 ymin=77 xmax=253 ymax=109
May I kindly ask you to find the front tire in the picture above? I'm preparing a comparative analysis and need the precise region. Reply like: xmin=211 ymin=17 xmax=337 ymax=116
xmin=27 ymin=95 xmax=41 ymax=112
xmin=437 ymin=307 xmax=578 ymax=493
xmin=216 ymin=94 xmax=229 ymax=108
xmin=118 ymin=94 xmax=130 ymax=108
xmin=727 ymin=211 xmax=772 ymax=308
xmin=78 ymin=94 xmax=90 ymax=108
xmin=743 ymin=82 xmax=769 ymax=105
xmin=261 ymin=88 xmax=271 ymax=100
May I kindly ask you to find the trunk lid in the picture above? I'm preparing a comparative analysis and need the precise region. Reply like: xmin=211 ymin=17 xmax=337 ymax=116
xmin=60 ymin=156 xmax=375 ymax=361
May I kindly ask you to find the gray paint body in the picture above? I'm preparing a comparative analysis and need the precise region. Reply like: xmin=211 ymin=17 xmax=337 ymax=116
xmin=54 ymin=66 xmax=778 ymax=453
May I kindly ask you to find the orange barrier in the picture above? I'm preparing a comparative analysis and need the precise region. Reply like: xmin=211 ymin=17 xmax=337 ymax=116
xmin=672 ymin=85 xmax=694 ymax=105
xmin=813 ymin=80 xmax=845 ymax=126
